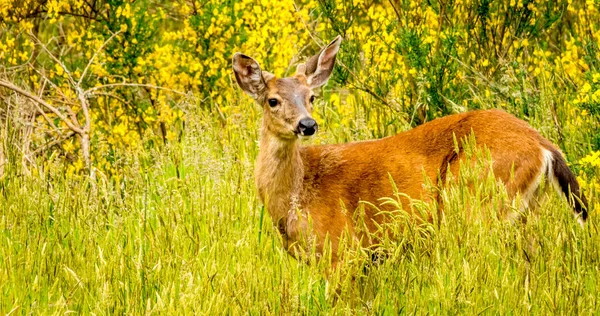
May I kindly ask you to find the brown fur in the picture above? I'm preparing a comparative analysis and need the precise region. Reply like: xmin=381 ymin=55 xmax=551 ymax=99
xmin=232 ymin=36 xmax=588 ymax=264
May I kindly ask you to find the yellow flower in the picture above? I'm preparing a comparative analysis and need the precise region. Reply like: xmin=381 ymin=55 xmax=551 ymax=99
xmin=55 ymin=63 xmax=64 ymax=76
xmin=581 ymin=82 xmax=592 ymax=93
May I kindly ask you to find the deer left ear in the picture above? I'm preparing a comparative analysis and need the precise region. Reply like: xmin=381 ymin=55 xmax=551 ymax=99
xmin=232 ymin=53 xmax=266 ymax=99
xmin=301 ymin=35 xmax=342 ymax=88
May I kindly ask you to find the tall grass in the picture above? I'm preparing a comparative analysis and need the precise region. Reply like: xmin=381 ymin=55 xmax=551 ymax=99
xmin=0 ymin=98 xmax=597 ymax=314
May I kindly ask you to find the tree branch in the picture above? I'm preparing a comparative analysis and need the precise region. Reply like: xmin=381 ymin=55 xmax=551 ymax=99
xmin=0 ymin=80 xmax=83 ymax=134
xmin=78 ymin=30 xmax=122 ymax=87
xmin=85 ymin=83 xmax=187 ymax=96
xmin=28 ymin=33 xmax=78 ymax=88
xmin=31 ymin=131 xmax=76 ymax=156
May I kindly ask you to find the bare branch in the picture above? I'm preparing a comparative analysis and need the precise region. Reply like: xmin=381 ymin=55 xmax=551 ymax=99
xmin=0 ymin=80 xmax=83 ymax=134
xmin=85 ymin=83 xmax=187 ymax=96
xmin=28 ymin=32 xmax=78 ymax=88
xmin=388 ymin=0 xmax=402 ymax=22
xmin=31 ymin=131 xmax=76 ymax=156
xmin=78 ymin=30 xmax=122 ymax=86
xmin=91 ymin=91 xmax=130 ymax=105
xmin=336 ymin=60 xmax=398 ymax=112
xmin=29 ymin=64 xmax=83 ymax=127
xmin=28 ymin=66 xmax=72 ymax=135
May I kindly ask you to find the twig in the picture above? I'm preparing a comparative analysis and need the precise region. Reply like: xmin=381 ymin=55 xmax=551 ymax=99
xmin=18 ymin=79 xmax=64 ymax=136
xmin=78 ymin=30 xmax=121 ymax=86
xmin=337 ymin=61 xmax=398 ymax=112
xmin=0 ymin=80 xmax=83 ymax=134
xmin=31 ymin=131 xmax=76 ymax=156
xmin=28 ymin=33 xmax=78 ymax=88
xmin=388 ymin=0 xmax=402 ymax=21
xmin=85 ymin=83 xmax=186 ymax=96
xmin=294 ymin=2 xmax=324 ymax=48
xmin=91 ymin=91 xmax=130 ymax=106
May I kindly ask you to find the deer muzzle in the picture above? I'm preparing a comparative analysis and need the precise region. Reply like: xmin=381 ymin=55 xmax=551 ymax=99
xmin=297 ymin=118 xmax=318 ymax=136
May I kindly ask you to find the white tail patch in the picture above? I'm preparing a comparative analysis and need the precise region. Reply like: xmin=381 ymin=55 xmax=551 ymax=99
xmin=509 ymin=148 xmax=558 ymax=222
xmin=519 ymin=148 xmax=585 ymax=227
xmin=517 ymin=149 xmax=554 ymax=211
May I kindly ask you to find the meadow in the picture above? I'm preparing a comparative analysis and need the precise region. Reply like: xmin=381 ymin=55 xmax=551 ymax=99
xmin=1 ymin=0 xmax=600 ymax=314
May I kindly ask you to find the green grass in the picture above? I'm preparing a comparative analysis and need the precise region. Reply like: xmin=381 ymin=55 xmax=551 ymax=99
xmin=0 ymin=102 xmax=598 ymax=314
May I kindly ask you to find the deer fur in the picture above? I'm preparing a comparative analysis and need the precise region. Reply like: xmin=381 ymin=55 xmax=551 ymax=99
xmin=232 ymin=36 xmax=589 ymax=264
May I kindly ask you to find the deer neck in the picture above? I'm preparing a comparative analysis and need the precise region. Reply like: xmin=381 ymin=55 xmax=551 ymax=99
xmin=255 ymin=128 xmax=304 ymax=222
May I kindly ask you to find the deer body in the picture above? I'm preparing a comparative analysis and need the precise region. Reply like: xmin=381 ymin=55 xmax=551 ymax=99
xmin=233 ymin=36 xmax=588 ymax=264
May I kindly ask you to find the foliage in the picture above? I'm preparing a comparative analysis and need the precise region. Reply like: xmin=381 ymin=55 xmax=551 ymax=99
xmin=313 ymin=0 xmax=600 ymax=188
xmin=0 ymin=0 xmax=314 ymax=175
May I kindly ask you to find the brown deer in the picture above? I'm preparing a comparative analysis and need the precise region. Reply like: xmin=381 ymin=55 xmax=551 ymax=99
xmin=232 ymin=36 xmax=588 ymax=264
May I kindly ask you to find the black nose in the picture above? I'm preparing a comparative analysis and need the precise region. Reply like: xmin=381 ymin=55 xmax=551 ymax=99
xmin=297 ymin=118 xmax=318 ymax=136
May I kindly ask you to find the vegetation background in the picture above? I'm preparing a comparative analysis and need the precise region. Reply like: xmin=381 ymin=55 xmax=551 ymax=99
xmin=1 ymin=0 xmax=599 ymax=313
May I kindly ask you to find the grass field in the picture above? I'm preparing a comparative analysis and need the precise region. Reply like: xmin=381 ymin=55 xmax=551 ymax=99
xmin=1 ymin=101 xmax=598 ymax=314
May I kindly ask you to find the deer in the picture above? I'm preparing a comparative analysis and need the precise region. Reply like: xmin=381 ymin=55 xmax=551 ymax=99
xmin=232 ymin=35 xmax=588 ymax=265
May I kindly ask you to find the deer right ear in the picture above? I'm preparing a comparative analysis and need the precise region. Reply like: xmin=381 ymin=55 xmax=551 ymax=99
xmin=232 ymin=53 xmax=265 ymax=99
xmin=300 ymin=35 xmax=342 ymax=88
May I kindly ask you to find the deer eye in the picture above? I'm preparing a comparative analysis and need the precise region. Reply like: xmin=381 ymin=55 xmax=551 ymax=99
xmin=268 ymin=98 xmax=279 ymax=107
xmin=309 ymin=95 xmax=315 ymax=103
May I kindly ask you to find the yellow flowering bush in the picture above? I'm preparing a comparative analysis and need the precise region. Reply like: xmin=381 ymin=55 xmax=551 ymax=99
xmin=0 ymin=0 xmax=314 ymax=176
xmin=0 ymin=0 xmax=598 ymax=203
xmin=314 ymin=0 xmax=599 ymax=196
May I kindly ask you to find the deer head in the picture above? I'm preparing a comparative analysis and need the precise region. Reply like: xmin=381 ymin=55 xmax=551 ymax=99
xmin=232 ymin=36 xmax=342 ymax=141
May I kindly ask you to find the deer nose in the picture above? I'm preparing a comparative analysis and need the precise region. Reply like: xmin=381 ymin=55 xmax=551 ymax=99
xmin=297 ymin=118 xmax=318 ymax=136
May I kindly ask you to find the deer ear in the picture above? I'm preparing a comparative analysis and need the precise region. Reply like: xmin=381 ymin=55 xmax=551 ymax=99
xmin=303 ymin=35 xmax=342 ymax=88
xmin=232 ymin=53 xmax=266 ymax=98
xmin=262 ymin=71 xmax=275 ymax=84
